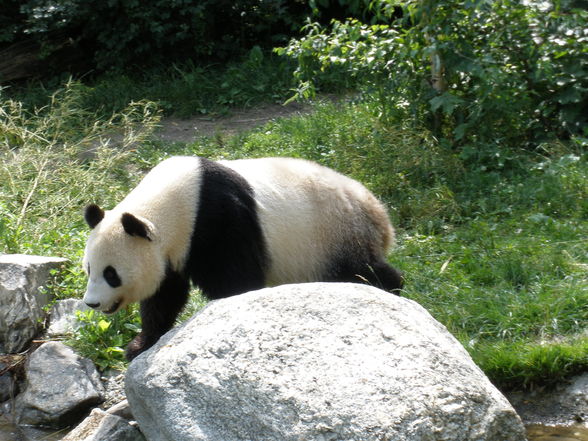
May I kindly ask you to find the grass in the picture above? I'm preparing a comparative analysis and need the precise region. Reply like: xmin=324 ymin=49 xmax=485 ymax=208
xmin=1 ymin=80 xmax=586 ymax=390
xmin=0 ymin=81 xmax=161 ymax=298
xmin=5 ymin=48 xmax=298 ymax=119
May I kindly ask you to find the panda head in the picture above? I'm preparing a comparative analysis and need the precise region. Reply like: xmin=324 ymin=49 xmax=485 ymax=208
xmin=82 ymin=204 xmax=165 ymax=314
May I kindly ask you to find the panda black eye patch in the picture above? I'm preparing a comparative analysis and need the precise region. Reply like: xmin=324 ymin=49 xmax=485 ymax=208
xmin=103 ymin=266 xmax=122 ymax=287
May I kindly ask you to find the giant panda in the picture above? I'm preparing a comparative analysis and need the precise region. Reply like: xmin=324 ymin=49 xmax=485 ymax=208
xmin=82 ymin=156 xmax=403 ymax=360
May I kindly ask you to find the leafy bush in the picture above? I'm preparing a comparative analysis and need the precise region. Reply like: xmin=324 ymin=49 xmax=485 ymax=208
xmin=65 ymin=288 xmax=208 ymax=371
xmin=67 ymin=308 xmax=141 ymax=371
xmin=1 ymin=0 xmax=399 ymax=77
xmin=0 ymin=0 xmax=25 ymax=44
xmin=1 ymin=0 xmax=312 ymax=71
xmin=278 ymin=0 xmax=588 ymax=148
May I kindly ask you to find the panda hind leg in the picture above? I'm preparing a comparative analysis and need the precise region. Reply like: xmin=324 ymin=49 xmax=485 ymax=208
xmin=366 ymin=260 xmax=404 ymax=294
xmin=330 ymin=258 xmax=403 ymax=295
xmin=126 ymin=268 xmax=190 ymax=361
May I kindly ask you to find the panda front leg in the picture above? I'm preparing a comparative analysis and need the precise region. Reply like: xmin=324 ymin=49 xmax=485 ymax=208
xmin=126 ymin=268 xmax=190 ymax=361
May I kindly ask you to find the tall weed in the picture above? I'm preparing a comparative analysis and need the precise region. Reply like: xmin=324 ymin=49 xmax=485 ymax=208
xmin=0 ymin=81 xmax=161 ymax=263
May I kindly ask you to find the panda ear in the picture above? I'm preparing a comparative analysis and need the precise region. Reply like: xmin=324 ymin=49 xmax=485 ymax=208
xmin=85 ymin=204 xmax=105 ymax=229
xmin=121 ymin=213 xmax=153 ymax=241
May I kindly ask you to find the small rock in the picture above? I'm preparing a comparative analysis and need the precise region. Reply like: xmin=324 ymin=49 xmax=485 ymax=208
xmin=46 ymin=298 xmax=90 ymax=337
xmin=106 ymin=399 xmax=134 ymax=420
xmin=14 ymin=341 xmax=104 ymax=428
xmin=0 ymin=254 xmax=68 ymax=353
xmin=61 ymin=408 xmax=145 ymax=441
xmin=101 ymin=370 xmax=127 ymax=410
xmin=0 ymin=361 xmax=18 ymax=402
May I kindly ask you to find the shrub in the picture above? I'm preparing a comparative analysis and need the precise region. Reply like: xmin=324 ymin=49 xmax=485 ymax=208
xmin=1 ymin=0 xmax=311 ymax=72
xmin=67 ymin=308 xmax=141 ymax=371
xmin=278 ymin=0 xmax=588 ymax=149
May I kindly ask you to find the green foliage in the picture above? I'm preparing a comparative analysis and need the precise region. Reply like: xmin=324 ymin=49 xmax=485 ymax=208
xmin=2 ymin=0 xmax=311 ymax=70
xmin=308 ymin=0 xmax=374 ymax=19
xmin=67 ymin=308 xmax=141 ymax=371
xmin=177 ymin=290 xmax=209 ymax=322
xmin=9 ymin=49 xmax=297 ymax=118
xmin=278 ymin=0 xmax=588 ymax=148
xmin=470 ymin=338 xmax=588 ymax=390
xmin=66 ymin=290 xmax=207 ymax=371
xmin=0 ymin=80 xmax=161 ymax=259
xmin=0 ymin=0 xmax=25 ymax=43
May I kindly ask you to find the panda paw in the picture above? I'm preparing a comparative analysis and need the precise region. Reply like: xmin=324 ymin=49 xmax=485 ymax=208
xmin=126 ymin=332 xmax=159 ymax=361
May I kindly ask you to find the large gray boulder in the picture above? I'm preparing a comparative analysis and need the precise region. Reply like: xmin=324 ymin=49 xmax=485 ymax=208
xmin=126 ymin=283 xmax=526 ymax=441
xmin=14 ymin=341 xmax=104 ymax=428
xmin=0 ymin=254 xmax=68 ymax=353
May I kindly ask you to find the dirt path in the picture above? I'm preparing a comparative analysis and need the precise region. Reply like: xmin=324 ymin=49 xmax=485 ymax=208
xmin=156 ymin=101 xmax=312 ymax=143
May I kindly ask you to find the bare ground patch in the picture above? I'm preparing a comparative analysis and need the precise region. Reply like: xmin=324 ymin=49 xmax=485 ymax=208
xmin=155 ymin=101 xmax=312 ymax=144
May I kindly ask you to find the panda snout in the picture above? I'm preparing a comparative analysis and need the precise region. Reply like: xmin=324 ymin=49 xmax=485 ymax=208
xmin=84 ymin=299 xmax=122 ymax=314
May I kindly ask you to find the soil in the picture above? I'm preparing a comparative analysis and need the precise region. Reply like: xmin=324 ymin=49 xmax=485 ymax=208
xmin=155 ymin=100 xmax=313 ymax=143
xmin=506 ymin=373 xmax=588 ymax=427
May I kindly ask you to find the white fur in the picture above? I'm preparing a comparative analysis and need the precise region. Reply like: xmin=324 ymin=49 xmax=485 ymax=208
xmin=221 ymin=157 xmax=394 ymax=286
xmin=83 ymin=157 xmax=201 ymax=312
xmin=83 ymin=156 xmax=394 ymax=312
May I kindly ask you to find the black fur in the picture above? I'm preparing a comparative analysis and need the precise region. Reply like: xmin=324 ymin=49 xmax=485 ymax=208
xmin=121 ymin=213 xmax=152 ymax=240
xmin=328 ymin=257 xmax=404 ymax=294
xmin=186 ymin=158 xmax=268 ymax=299
xmin=84 ymin=204 xmax=104 ymax=229
xmin=126 ymin=266 xmax=190 ymax=360
xmin=127 ymin=158 xmax=268 ymax=359
xmin=103 ymin=266 xmax=121 ymax=288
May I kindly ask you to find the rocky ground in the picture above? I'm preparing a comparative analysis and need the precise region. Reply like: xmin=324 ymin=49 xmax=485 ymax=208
xmin=506 ymin=375 xmax=588 ymax=427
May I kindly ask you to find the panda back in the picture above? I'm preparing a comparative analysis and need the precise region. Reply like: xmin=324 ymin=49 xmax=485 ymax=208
xmin=222 ymin=157 xmax=394 ymax=285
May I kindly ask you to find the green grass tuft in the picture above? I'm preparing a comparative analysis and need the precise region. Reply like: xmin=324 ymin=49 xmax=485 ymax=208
xmin=6 ymin=49 xmax=299 ymax=119
xmin=470 ymin=338 xmax=588 ymax=390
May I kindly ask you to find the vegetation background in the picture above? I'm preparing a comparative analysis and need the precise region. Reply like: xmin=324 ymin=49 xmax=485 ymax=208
xmin=0 ymin=0 xmax=587 ymax=390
